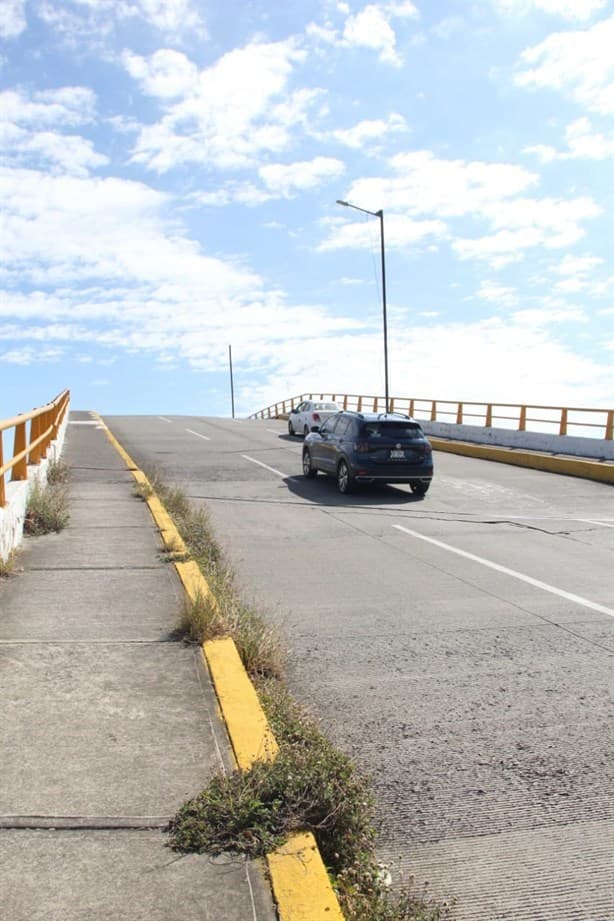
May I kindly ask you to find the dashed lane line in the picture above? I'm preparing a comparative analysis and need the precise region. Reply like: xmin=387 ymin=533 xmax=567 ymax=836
xmin=241 ymin=454 xmax=289 ymax=479
xmin=158 ymin=416 xmax=172 ymax=423
xmin=393 ymin=524 xmax=614 ymax=618
xmin=186 ymin=428 xmax=211 ymax=441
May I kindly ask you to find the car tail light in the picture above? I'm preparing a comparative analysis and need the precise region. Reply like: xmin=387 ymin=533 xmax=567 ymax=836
xmin=424 ymin=444 xmax=432 ymax=455
xmin=312 ymin=412 xmax=321 ymax=421
xmin=354 ymin=441 xmax=369 ymax=453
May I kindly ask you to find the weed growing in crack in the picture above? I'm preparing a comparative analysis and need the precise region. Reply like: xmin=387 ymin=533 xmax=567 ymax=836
xmin=25 ymin=478 xmax=69 ymax=535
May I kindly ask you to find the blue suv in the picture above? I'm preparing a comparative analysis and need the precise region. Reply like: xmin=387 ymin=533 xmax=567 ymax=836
xmin=302 ymin=411 xmax=433 ymax=496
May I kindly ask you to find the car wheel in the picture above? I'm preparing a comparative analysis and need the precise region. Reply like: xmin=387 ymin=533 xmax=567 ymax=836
xmin=337 ymin=460 xmax=353 ymax=494
xmin=410 ymin=480 xmax=430 ymax=496
xmin=303 ymin=424 xmax=309 ymax=437
xmin=288 ymin=420 xmax=295 ymax=436
xmin=302 ymin=450 xmax=317 ymax=478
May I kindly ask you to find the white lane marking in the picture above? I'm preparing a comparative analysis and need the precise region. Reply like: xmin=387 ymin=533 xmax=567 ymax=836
xmin=186 ymin=428 xmax=211 ymax=441
xmin=393 ymin=524 xmax=614 ymax=618
xmin=158 ymin=416 xmax=172 ymax=423
xmin=579 ymin=519 xmax=614 ymax=529
xmin=242 ymin=455 xmax=288 ymax=478
xmin=267 ymin=428 xmax=283 ymax=435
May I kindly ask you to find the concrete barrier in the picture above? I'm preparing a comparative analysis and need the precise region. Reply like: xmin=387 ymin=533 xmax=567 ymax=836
xmin=0 ymin=413 xmax=69 ymax=563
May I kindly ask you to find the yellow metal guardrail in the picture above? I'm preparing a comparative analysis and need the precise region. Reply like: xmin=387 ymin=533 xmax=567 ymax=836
xmin=250 ymin=393 xmax=614 ymax=440
xmin=0 ymin=389 xmax=70 ymax=506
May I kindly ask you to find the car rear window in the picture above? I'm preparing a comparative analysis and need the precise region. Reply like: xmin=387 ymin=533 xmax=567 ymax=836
xmin=314 ymin=402 xmax=338 ymax=410
xmin=362 ymin=422 xmax=423 ymax=439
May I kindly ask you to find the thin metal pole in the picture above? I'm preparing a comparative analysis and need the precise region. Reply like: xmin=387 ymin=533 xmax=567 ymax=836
xmin=228 ymin=344 xmax=235 ymax=419
xmin=377 ymin=209 xmax=389 ymax=414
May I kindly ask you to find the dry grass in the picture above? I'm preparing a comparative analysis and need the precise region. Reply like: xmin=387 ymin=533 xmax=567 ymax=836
xmin=24 ymin=479 xmax=69 ymax=535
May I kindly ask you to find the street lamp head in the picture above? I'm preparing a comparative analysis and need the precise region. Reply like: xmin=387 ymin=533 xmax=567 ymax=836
xmin=336 ymin=199 xmax=349 ymax=207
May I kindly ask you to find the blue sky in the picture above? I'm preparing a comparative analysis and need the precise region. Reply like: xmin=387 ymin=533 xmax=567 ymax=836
xmin=0 ymin=0 xmax=612 ymax=420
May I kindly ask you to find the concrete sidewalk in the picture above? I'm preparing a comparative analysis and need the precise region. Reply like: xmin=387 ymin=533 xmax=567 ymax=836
xmin=0 ymin=412 xmax=277 ymax=921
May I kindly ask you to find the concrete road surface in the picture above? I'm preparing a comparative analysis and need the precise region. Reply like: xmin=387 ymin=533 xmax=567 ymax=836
xmin=105 ymin=414 xmax=614 ymax=921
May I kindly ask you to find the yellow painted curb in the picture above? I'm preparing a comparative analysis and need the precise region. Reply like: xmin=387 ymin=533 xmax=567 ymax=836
xmin=429 ymin=437 xmax=614 ymax=483
xmin=204 ymin=636 xmax=278 ymax=769
xmin=97 ymin=415 xmax=346 ymax=921
xmin=267 ymin=831 xmax=345 ymax=921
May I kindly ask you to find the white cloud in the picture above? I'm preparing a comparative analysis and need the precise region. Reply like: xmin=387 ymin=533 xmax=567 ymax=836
xmin=343 ymin=5 xmax=401 ymax=64
xmin=127 ymin=40 xmax=314 ymax=172
xmin=515 ymin=15 xmax=614 ymax=114
xmin=323 ymin=151 xmax=599 ymax=266
xmin=259 ymin=157 xmax=345 ymax=197
xmin=455 ymin=195 xmax=600 ymax=266
xmin=475 ymin=281 xmax=518 ymax=306
xmin=523 ymin=117 xmax=614 ymax=160
xmin=122 ymin=49 xmax=199 ymax=99
xmin=564 ymin=117 xmax=614 ymax=157
xmin=134 ymin=0 xmax=203 ymax=35
xmin=3 ymin=130 xmax=109 ymax=175
xmin=0 ymin=86 xmax=96 ymax=127
xmin=343 ymin=150 xmax=537 ymax=219
xmin=37 ymin=0 xmax=204 ymax=42
xmin=0 ymin=0 xmax=26 ymax=38
xmin=331 ymin=113 xmax=408 ymax=148
xmin=319 ymin=213 xmax=446 ymax=251
xmin=495 ymin=0 xmax=605 ymax=21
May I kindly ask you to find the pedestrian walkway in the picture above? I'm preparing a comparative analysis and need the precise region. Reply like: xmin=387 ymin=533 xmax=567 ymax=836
xmin=0 ymin=412 xmax=276 ymax=921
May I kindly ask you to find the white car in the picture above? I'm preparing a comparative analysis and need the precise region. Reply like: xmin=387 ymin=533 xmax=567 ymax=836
xmin=288 ymin=400 xmax=341 ymax=437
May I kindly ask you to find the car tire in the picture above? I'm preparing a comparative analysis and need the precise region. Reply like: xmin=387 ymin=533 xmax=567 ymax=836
xmin=337 ymin=460 xmax=353 ymax=494
xmin=302 ymin=450 xmax=317 ymax=478
xmin=410 ymin=480 xmax=430 ymax=496
xmin=303 ymin=425 xmax=309 ymax=437
xmin=288 ymin=420 xmax=295 ymax=435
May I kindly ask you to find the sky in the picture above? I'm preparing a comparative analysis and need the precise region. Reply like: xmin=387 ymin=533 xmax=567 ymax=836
xmin=0 ymin=0 xmax=612 ymax=420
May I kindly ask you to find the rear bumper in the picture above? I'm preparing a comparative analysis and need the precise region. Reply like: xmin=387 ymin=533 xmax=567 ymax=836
xmin=352 ymin=465 xmax=433 ymax=483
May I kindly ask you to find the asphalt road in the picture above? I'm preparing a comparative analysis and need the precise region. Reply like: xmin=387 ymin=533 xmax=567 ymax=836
xmin=105 ymin=414 xmax=614 ymax=921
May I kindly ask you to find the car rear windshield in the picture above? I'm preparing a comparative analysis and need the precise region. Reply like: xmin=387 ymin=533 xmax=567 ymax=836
xmin=314 ymin=402 xmax=338 ymax=410
xmin=362 ymin=422 xmax=423 ymax=439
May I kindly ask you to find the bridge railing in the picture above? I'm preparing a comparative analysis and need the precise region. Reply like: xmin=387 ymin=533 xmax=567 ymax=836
xmin=250 ymin=394 xmax=614 ymax=441
xmin=0 ymin=389 xmax=71 ymax=506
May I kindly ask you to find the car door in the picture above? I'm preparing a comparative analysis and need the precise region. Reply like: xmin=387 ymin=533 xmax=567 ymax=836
xmin=289 ymin=401 xmax=306 ymax=433
xmin=315 ymin=415 xmax=340 ymax=472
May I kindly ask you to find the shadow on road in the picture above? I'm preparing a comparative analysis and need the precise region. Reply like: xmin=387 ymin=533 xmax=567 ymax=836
xmin=284 ymin=473 xmax=425 ymax=507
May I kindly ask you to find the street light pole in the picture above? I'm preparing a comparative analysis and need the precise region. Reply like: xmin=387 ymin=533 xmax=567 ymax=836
xmin=336 ymin=199 xmax=389 ymax=414
xmin=228 ymin=343 xmax=235 ymax=419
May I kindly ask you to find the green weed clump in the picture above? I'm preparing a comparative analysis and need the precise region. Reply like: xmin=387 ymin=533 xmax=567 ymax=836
xmin=0 ymin=549 xmax=18 ymax=578
xmin=24 ymin=478 xmax=69 ymax=535
xmin=168 ymin=679 xmax=453 ymax=921
xmin=144 ymin=469 xmax=284 ymax=680
xmin=46 ymin=459 xmax=70 ymax=485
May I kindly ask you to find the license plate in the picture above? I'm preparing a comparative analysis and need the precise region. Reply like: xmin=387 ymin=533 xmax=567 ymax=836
xmin=390 ymin=450 xmax=404 ymax=459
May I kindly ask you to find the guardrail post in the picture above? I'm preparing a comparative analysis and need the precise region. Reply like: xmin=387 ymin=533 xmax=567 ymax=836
xmin=456 ymin=403 xmax=463 ymax=424
xmin=409 ymin=399 xmax=414 ymax=416
xmin=389 ymin=397 xmax=395 ymax=412
xmin=606 ymin=410 xmax=614 ymax=440
xmin=519 ymin=406 xmax=526 ymax=431
xmin=431 ymin=401 xmax=437 ymax=422
xmin=11 ymin=421 xmax=28 ymax=481
xmin=485 ymin=404 xmax=492 ymax=427
xmin=0 ymin=439 xmax=5 ymax=506
xmin=39 ymin=410 xmax=51 ymax=459
xmin=374 ymin=397 xmax=378 ymax=412
xmin=343 ymin=395 xmax=348 ymax=410
xmin=357 ymin=395 xmax=362 ymax=411
xmin=559 ymin=408 xmax=568 ymax=436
